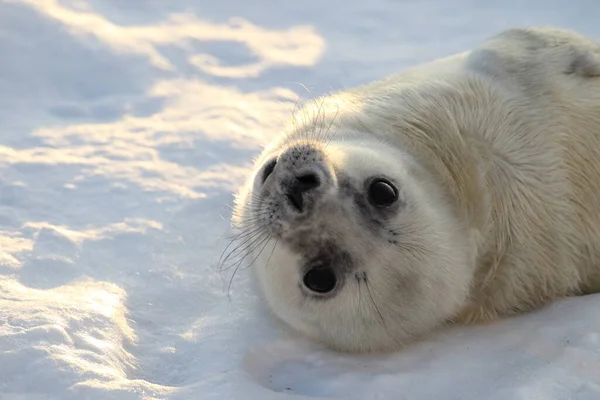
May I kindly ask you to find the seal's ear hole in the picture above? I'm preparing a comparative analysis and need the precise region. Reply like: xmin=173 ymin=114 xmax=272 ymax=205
xmin=368 ymin=179 xmax=398 ymax=207
xmin=261 ymin=159 xmax=277 ymax=184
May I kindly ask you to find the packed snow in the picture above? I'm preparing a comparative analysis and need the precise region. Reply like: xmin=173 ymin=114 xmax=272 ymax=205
xmin=2 ymin=0 xmax=600 ymax=399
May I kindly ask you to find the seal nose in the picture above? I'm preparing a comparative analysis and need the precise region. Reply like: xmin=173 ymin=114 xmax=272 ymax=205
xmin=285 ymin=172 xmax=320 ymax=212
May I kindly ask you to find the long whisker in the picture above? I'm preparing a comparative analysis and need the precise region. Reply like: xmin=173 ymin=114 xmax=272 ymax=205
xmin=364 ymin=276 xmax=386 ymax=326
xmin=364 ymin=276 xmax=405 ymax=349
xmin=264 ymin=236 xmax=279 ymax=269
xmin=227 ymin=234 xmax=273 ymax=296
xmin=222 ymin=232 xmax=270 ymax=277
xmin=219 ymin=229 xmax=269 ymax=270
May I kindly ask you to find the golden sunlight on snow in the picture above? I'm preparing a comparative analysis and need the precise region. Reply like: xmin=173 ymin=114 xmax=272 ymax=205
xmin=3 ymin=1 xmax=325 ymax=199
xmin=16 ymin=0 xmax=325 ymax=72
xmin=0 ymin=232 xmax=34 ymax=267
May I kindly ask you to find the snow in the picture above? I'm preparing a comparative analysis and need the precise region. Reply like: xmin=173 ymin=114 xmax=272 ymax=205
xmin=1 ymin=0 xmax=600 ymax=398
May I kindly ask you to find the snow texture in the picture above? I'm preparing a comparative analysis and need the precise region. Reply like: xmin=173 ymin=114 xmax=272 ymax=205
xmin=1 ymin=0 xmax=600 ymax=399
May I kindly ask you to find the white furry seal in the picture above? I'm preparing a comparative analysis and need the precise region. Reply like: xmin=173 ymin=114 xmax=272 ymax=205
xmin=229 ymin=26 xmax=600 ymax=353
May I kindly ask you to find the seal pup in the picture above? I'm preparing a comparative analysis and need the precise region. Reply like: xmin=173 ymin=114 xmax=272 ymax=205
xmin=227 ymin=26 xmax=600 ymax=353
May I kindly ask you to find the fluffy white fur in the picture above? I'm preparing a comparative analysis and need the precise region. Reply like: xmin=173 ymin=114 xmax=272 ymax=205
xmin=231 ymin=26 xmax=600 ymax=353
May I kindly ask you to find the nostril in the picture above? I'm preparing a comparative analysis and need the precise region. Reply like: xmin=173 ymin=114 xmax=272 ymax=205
xmin=286 ymin=193 xmax=303 ymax=212
xmin=284 ymin=171 xmax=320 ymax=213
xmin=295 ymin=172 xmax=320 ymax=192
xmin=261 ymin=159 xmax=277 ymax=184
xmin=302 ymin=265 xmax=337 ymax=294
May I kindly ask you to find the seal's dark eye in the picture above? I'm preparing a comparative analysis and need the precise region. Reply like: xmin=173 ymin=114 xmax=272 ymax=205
xmin=368 ymin=179 xmax=398 ymax=207
xmin=303 ymin=266 xmax=337 ymax=294
xmin=261 ymin=159 xmax=277 ymax=184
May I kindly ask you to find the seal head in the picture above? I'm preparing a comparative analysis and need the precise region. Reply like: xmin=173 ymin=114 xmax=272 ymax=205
xmin=232 ymin=129 xmax=475 ymax=353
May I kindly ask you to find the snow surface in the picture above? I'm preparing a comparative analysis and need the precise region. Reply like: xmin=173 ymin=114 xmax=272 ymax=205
xmin=2 ymin=0 xmax=600 ymax=399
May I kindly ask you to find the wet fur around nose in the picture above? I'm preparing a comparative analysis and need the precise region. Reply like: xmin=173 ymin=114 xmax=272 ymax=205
xmin=278 ymin=192 xmax=363 ymax=276
xmin=269 ymin=148 xmax=402 ymax=284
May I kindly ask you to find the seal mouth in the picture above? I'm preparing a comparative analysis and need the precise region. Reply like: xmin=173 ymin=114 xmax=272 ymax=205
xmin=302 ymin=265 xmax=337 ymax=294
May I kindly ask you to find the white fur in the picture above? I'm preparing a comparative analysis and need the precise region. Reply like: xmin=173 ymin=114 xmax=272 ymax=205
xmin=231 ymin=27 xmax=600 ymax=353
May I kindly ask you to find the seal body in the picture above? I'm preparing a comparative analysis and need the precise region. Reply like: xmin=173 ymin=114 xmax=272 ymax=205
xmin=230 ymin=27 xmax=600 ymax=353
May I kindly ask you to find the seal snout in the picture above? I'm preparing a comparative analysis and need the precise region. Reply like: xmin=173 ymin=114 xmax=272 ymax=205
xmin=259 ymin=144 xmax=331 ymax=217
xmin=279 ymin=162 xmax=328 ymax=216
xmin=284 ymin=171 xmax=321 ymax=212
